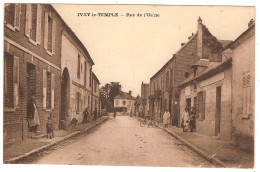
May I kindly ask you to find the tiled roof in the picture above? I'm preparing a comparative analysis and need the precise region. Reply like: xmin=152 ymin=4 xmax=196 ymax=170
xmin=114 ymin=91 xmax=135 ymax=100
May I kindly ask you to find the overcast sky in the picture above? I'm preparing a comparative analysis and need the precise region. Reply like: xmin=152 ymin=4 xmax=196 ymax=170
xmin=53 ymin=5 xmax=255 ymax=97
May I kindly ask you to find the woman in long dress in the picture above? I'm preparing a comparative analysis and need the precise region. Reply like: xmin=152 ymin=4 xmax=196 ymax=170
xmin=182 ymin=108 xmax=190 ymax=132
xmin=163 ymin=109 xmax=170 ymax=128
xmin=27 ymin=96 xmax=40 ymax=133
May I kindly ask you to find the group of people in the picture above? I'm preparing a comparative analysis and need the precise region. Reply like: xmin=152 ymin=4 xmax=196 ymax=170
xmin=27 ymin=96 xmax=99 ymax=140
xmin=181 ymin=107 xmax=196 ymax=132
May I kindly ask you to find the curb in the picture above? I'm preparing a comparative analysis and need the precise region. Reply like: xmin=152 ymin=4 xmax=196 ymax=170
xmin=160 ymin=127 xmax=226 ymax=168
xmin=4 ymin=117 xmax=108 ymax=164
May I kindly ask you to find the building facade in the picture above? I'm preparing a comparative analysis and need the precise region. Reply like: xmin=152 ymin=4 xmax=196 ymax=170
xmin=229 ymin=21 xmax=255 ymax=151
xmin=4 ymin=4 xmax=62 ymax=143
xmin=60 ymin=26 xmax=94 ymax=126
xmin=91 ymin=72 xmax=101 ymax=117
xmin=140 ymin=82 xmax=150 ymax=116
xmin=149 ymin=17 xmax=229 ymax=125
xmin=114 ymin=91 xmax=135 ymax=114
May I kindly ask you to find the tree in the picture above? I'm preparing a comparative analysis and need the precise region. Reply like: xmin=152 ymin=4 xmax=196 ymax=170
xmin=100 ymin=82 xmax=121 ymax=110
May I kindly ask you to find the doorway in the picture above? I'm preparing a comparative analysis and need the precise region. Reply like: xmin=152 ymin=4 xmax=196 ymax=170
xmin=215 ymin=86 xmax=221 ymax=136
xmin=61 ymin=68 xmax=70 ymax=129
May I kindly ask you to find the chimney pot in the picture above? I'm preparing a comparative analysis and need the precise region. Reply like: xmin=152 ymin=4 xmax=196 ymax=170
xmin=129 ymin=91 xmax=132 ymax=95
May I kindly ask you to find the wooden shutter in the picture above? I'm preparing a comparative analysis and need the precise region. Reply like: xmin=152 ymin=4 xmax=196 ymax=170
xmin=44 ymin=12 xmax=48 ymax=49
xmin=202 ymin=90 xmax=206 ymax=120
xmin=51 ymin=73 xmax=55 ymax=109
xmin=43 ymin=70 xmax=47 ymax=109
xmin=14 ymin=4 xmax=21 ymax=29
xmin=52 ymin=20 xmax=56 ymax=55
xmin=13 ymin=56 xmax=19 ymax=108
xmin=36 ymin=4 xmax=42 ymax=44
xmin=25 ymin=4 xmax=31 ymax=37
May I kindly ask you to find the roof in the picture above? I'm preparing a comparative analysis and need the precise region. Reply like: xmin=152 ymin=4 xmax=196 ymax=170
xmin=218 ymin=40 xmax=232 ymax=48
xmin=227 ymin=22 xmax=255 ymax=50
xmin=179 ymin=58 xmax=232 ymax=88
xmin=48 ymin=5 xmax=95 ymax=65
xmin=191 ymin=59 xmax=211 ymax=68
xmin=114 ymin=91 xmax=135 ymax=100
xmin=92 ymin=72 xmax=101 ymax=85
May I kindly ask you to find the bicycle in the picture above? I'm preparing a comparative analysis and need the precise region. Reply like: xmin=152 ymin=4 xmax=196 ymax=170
xmin=140 ymin=117 xmax=159 ymax=128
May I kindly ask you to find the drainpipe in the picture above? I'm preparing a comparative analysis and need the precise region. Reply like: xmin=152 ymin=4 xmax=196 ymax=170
xmin=90 ymin=69 xmax=93 ymax=117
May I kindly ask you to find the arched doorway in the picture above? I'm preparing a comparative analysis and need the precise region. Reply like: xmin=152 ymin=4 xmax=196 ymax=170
xmin=60 ymin=68 xmax=70 ymax=129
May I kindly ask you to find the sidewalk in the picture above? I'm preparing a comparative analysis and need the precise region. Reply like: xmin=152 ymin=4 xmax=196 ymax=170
xmin=157 ymin=123 xmax=254 ymax=168
xmin=4 ymin=116 xmax=108 ymax=163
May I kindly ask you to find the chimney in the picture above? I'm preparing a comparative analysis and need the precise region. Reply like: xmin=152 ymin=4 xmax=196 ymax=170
xmin=129 ymin=90 xmax=132 ymax=95
xmin=181 ymin=43 xmax=185 ymax=46
xmin=197 ymin=16 xmax=203 ymax=59
xmin=248 ymin=19 xmax=254 ymax=27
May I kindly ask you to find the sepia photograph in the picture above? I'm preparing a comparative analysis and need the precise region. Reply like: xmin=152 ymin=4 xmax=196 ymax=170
xmin=2 ymin=1 xmax=257 ymax=170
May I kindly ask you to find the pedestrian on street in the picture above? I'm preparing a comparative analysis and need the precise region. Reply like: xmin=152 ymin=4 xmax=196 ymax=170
xmin=113 ymin=111 xmax=116 ymax=118
xmin=27 ymin=96 xmax=40 ymax=133
xmin=46 ymin=116 xmax=54 ymax=139
xmin=93 ymin=108 xmax=97 ymax=122
xmin=83 ymin=107 xmax=89 ymax=123
xmin=189 ymin=107 xmax=196 ymax=132
xmin=130 ymin=109 xmax=133 ymax=117
xmin=163 ymin=109 xmax=170 ymax=128
xmin=182 ymin=108 xmax=190 ymax=132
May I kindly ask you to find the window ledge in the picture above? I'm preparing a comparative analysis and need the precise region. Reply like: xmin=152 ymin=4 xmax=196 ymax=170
xmin=47 ymin=50 xmax=54 ymax=57
xmin=28 ymin=38 xmax=38 ymax=46
xmin=4 ymin=107 xmax=16 ymax=112
xmin=44 ymin=109 xmax=52 ymax=112
xmin=5 ymin=24 xmax=16 ymax=32
xmin=241 ymin=114 xmax=251 ymax=119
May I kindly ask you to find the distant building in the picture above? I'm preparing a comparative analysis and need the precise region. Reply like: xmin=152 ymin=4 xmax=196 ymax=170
xmin=141 ymin=82 xmax=150 ymax=116
xmin=228 ymin=20 xmax=255 ymax=151
xmin=114 ymin=91 xmax=135 ymax=114
xmin=91 ymin=72 xmax=101 ymax=117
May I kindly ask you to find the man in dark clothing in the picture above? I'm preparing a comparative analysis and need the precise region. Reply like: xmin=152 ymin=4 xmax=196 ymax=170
xmin=83 ymin=107 xmax=89 ymax=123
xmin=93 ymin=108 xmax=97 ymax=121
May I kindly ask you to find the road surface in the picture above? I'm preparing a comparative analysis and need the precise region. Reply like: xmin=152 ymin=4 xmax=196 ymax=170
xmin=28 ymin=116 xmax=214 ymax=167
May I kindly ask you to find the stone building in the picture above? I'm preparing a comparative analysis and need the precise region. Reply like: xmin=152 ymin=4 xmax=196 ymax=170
xmin=228 ymin=21 xmax=255 ymax=151
xmin=60 ymin=17 xmax=94 ymax=126
xmin=114 ymin=91 xmax=135 ymax=114
xmin=149 ymin=17 xmax=230 ymax=125
xmin=4 ymin=4 xmax=62 ymax=143
xmin=178 ymin=51 xmax=233 ymax=140
xmin=140 ymin=82 xmax=150 ymax=116
xmin=91 ymin=72 xmax=101 ymax=117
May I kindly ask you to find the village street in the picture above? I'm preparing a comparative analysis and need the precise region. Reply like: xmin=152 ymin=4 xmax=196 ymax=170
xmin=24 ymin=116 xmax=214 ymax=167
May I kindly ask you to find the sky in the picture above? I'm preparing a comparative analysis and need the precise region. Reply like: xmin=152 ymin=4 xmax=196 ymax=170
xmin=52 ymin=5 xmax=255 ymax=97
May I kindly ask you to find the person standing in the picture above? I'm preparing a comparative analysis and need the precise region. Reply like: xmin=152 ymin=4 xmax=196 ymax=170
xmin=93 ymin=108 xmax=97 ymax=122
xmin=163 ymin=109 xmax=170 ymax=128
xmin=27 ymin=96 xmax=40 ymax=133
xmin=182 ymin=108 xmax=190 ymax=132
xmin=190 ymin=107 xmax=196 ymax=132
xmin=83 ymin=107 xmax=89 ymax=123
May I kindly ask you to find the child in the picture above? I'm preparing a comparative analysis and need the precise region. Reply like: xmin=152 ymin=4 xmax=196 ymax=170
xmin=46 ymin=117 xmax=54 ymax=139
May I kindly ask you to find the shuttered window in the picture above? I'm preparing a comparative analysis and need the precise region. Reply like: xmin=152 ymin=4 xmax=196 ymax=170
xmin=4 ymin=53 xmax=19 ymax=109
xmin=84 ymin=61 xmax=87 ymax=86
xmin=76 ymin=92 xmax=81 ymax=113
xmin=198 ymin=91 xmax=206 ymax=120
xmin=44 ymin=12 xmax=56 ymax=55
xmin=77 ymin=55 xmax=80 ymax=78
xmin=242 ymin=73 xmax=251 ymax=118
xmin=43 ymin=70 xmax=55 ymax=110
xmin=25 ymin=4 xmax=41 ymax=44
xmin=4 ymin=4 xmax=21 ymax=31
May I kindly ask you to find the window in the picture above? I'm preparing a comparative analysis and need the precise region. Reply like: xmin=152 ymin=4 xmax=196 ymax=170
xmin=25 ymin=4 xmax=41 ymax=45
xmin=242 ymin=73 xmax=251 ymax=118
xmin=122 ymin=100 xmax=126 ymax=106
xmin=4 ymin=53 xmax=19 ymax=109
xmin=94 ymin=81 xmax=97 ymax=92
xmin=77 ymin=55 xmax=80 ymax=78
xmin=170 ymin=68 xmax=173 ymax=85
xmin=166 ymin=72 xmax=169 ymax=88
xmin=84 ymin=61 xmax=87 ymax=86
xmin=44 ymin=11 xmax=56 ymax=55
xmin=198 ymin=91 xmax=206 ymax=120
xmin=4 ymin=4 xmax=21 ymax=31
xmin=89 ymin=69 xmax=92 ymax=87
xmin=76 ymin=92 xmax=81 ymax=113
xmin=43 ymin=70 xmax=54 ymax=110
